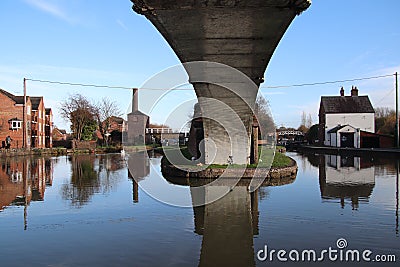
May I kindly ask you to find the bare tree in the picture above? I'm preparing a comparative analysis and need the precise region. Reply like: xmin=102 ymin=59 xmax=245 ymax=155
xmin=94 ymin=97 xmax=121 ymax=146
xmin=60 ymin=94 xmax=96 ymax=141
xmin=375 ymin=107 xmax=393 ymax=118
xmin=375 ymin=107 xmax=396 ymax=135
xmin=301 ymin=111 xmax=307 ymax=127
xmin=306 ymin=114 xmax=313 ymax=129
xmin=255 ymin=96 xmax=275 ymax=136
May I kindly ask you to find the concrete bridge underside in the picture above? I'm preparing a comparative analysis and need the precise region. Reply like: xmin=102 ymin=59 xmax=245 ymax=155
xmin=131 ymin=0 xmax=311 ymax=164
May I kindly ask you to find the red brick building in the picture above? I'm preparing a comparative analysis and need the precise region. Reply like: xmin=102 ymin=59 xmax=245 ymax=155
xmin=53 ymin=127 xmax=68 ymax=141
xmin=96 ymin=116 xmax=127 ymax=145
xmin=0 ymin=88 xmax=53 ymax=149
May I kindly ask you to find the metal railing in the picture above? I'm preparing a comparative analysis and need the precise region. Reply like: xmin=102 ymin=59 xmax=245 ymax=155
xmin=146 ymin=128 xmax=176 ymax=134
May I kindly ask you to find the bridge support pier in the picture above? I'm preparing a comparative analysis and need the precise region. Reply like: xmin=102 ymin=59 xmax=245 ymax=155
xmin=193 ymin=83 xmax=255 ymax=165
xmin=130 ymin=0 xmax=311 ymax=165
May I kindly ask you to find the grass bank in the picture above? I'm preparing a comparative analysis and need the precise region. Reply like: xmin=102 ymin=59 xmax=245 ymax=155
xmin=160 ymin=146 xmax=294 ymax=170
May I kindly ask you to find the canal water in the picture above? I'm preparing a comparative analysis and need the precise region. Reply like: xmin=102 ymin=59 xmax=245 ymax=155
xmin=0 ymin=152 xmax=398 ymax=266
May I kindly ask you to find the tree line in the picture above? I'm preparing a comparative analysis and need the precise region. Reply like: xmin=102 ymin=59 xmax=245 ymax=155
xmin=60 ymin=94 xmax=121 ymax=146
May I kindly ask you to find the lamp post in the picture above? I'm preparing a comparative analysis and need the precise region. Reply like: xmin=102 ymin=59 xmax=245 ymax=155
xmin=23 ymin=78 xmax=27 ymax=149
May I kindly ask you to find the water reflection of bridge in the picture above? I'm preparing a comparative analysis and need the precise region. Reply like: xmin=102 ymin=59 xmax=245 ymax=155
xmin=165 ymin=175 xmax=296 ymax=267
xmin=193 ymin=186 xmax=257 ymax=267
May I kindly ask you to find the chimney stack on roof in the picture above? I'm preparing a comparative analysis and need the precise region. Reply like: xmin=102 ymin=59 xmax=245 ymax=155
xmin=340 ymin=87 xmax=345 ymax=96
xmin=132 ymin=88 xmax=138 ymax=112
xmin=351 ymin=86 xmax=359 ymax=97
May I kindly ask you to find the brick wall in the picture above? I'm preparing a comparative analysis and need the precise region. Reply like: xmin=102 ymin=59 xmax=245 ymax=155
xmin=31 ymin=98 xmax=47 ymax=148
xmin=72 ymin=140 xmax=96 ymax=150
xmin=0 ymin=90 xmax=53 ymax=149
xmin=0 ymin=93 xmax=25 ymax=149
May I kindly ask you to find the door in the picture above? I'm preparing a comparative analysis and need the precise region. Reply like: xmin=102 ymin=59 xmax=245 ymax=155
xmin=340 ymin=133 xmax=354 ymax=148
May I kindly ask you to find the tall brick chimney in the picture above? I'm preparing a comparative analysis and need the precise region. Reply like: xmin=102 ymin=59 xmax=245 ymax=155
xmin=132 ymin=88 xmax=138 ymax=112
xmin=351 ymin=86 xmax=359 ymax=96
xmin=340 ymin=87 xmax=345 ymax=96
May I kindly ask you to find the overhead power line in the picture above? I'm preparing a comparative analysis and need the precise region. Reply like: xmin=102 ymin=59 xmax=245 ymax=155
xmin=26 ymin=73 xmax=396 ymax=91
xmin=374 ymin=88 xmax=395 ymax=106
xmin=25 ymin=78 xmax=192 ymax=91
xmin=26 ymin=78 xmax=133 ymax=90
xmin=261 ymin=74 xmax=394 ymax=89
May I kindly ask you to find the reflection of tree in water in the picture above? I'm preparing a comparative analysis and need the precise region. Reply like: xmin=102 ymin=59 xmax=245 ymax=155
xmin=302 ymin=152 xmax=322 ymax=168
xmin=61 ymin=154 xmax=126 ymax=208
xmin=61 ymin=155 xmax=100 ymax=208
xmin=97 ymin=154 xmax=126 ymax=194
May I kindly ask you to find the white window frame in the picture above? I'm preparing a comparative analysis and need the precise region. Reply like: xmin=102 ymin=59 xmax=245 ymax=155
xmin=10 ymin=120 xmax=22 ymax=130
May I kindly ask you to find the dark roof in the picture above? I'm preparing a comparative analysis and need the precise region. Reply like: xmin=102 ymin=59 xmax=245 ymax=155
xmin=320 ymin=96 xmax=374 ymax=114
xmin=0 ymin=88 xmax=16 ymax=99
xmin=45 ymin=108 xmax=52 ymax=115
xmin=321 ymin=184 xmax=374 ymax=199
xmin=30 ymin=97 xmax=43 ymax=110
xmin=327 ymin=124 xmax=357 ymax=134
xmin=0 ymin=88 xmax=25 ymax=104
xmin=0 ymin=88 xmax=46 ymax=106
xmin=327 ymin=125 xmax=347 ymax=134
xmin=8 ymin=117 xmax=23 ymax=122
xmin=13 ymin=96 xmax=25 ymax=105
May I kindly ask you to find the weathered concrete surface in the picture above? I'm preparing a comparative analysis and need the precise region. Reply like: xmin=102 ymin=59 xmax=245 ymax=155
xmin=131 ymin=0 xmax=311 ymax=164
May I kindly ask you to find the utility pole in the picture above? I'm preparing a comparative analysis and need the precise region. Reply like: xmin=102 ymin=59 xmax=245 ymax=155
xmin=396 ymin=159 xmax=399 ymax=235
xmin=23 ymin=78 xmax=27 ymax=149
xmin=396 ymin=72 xmax=399 ymax=148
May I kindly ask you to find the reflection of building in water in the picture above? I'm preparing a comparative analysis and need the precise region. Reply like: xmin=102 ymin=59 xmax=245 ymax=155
xmin=127 ymin=151 xmax=150 ymax=203
xmin=0 ymin=157 xmax=53 ymax=228
xmin=191 ymin=185 xmax=258 ymax=267
xmin=319 ymin=155 xmax=375 ymax=210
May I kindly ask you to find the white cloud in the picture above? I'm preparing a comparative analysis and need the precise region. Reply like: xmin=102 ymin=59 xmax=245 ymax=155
xmin=24 ymin=0 xmax=76 ymax=24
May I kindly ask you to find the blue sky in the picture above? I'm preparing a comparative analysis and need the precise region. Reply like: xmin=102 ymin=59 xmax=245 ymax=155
xmin=0 ymin=0 xmax=399 ymax=130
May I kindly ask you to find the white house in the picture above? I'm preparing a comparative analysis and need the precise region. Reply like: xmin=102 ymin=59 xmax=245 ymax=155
xmin=326 ymin=125 xmax=361 ymax=148
xmin=319 ymin=86 xmax=375 ymax=148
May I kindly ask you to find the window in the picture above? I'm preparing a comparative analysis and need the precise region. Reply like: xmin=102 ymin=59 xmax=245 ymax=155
xmin=9 ymin=119 xmax=22 ymax=130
